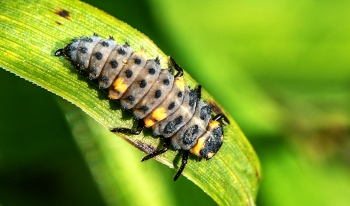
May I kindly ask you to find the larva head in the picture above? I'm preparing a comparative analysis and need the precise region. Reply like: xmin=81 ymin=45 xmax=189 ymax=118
xmin=190 ymin=120 xmax=224 ymax=160
xmin=54 ymin=39 xmax=79 ymax=61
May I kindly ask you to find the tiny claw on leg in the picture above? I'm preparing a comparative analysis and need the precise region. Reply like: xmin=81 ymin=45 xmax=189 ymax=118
xmin=141 ymin=139 xmax=170 ymax=162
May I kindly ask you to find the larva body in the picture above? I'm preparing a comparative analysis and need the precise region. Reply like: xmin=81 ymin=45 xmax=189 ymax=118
xmin=55 ymin=34 xmax=228 ymax=181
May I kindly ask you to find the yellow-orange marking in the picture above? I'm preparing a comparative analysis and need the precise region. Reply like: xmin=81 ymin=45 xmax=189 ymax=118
xmin=152 ymin=108 xmax=167 ymax=121
xmin=175 ymin=77 xmax=185 ymax=91
xmin=144 ymin=118 xmax=155 ymax=128
xmin=190 ymin=135 xmax=207 ymax=157
xmin=113 ymin=78 xmax=128 ymax=94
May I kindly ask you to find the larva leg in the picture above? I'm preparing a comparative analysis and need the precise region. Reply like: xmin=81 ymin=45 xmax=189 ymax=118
xmin=169 ymin=56 xmax=184 ymax=78
xmin=173 ymin=150 xmax=189 ymax=181
xmin=213 ymin=113 xmax=230 ymax=125
xmin=110 ymin=119 xmax=145 ymax=135
xmin=141 ymin=138 xmax=170 ymax=162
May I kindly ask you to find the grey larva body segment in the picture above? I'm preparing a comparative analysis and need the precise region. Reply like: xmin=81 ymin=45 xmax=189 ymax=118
xmin=98 ymin=44 xmax=133 ymax=89
xmin=88 ymin=39 xmax=118 ymax=79
xmin=120 ymin=59 xmax=161 ymax=110
xmin=133 ymin=69 xmax=174 ymax=119
xmin=152 ymin=87 xmax=197 ymax=138
xmin=171 ymin=100 xmax=212 ymax=150
xmin=143 ymin=76 xmax=185 ymax=125
xmin=196 ymin=121 xmax=224 ymax=160
xmin=76 ymin=36 xmax=102 ymax=71
xmin=67 ymin=40 xmax=80 ymax=63
xmin=108 ymin=51 xmax=148 ymax=99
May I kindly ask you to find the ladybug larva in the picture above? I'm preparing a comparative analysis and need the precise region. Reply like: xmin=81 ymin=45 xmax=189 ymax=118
xmin=55 ymin=34 xmax=229 ymax=181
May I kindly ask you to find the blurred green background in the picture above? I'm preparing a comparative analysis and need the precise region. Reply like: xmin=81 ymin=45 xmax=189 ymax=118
xmin=1 ymin=0 xmax=350 ymax=205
